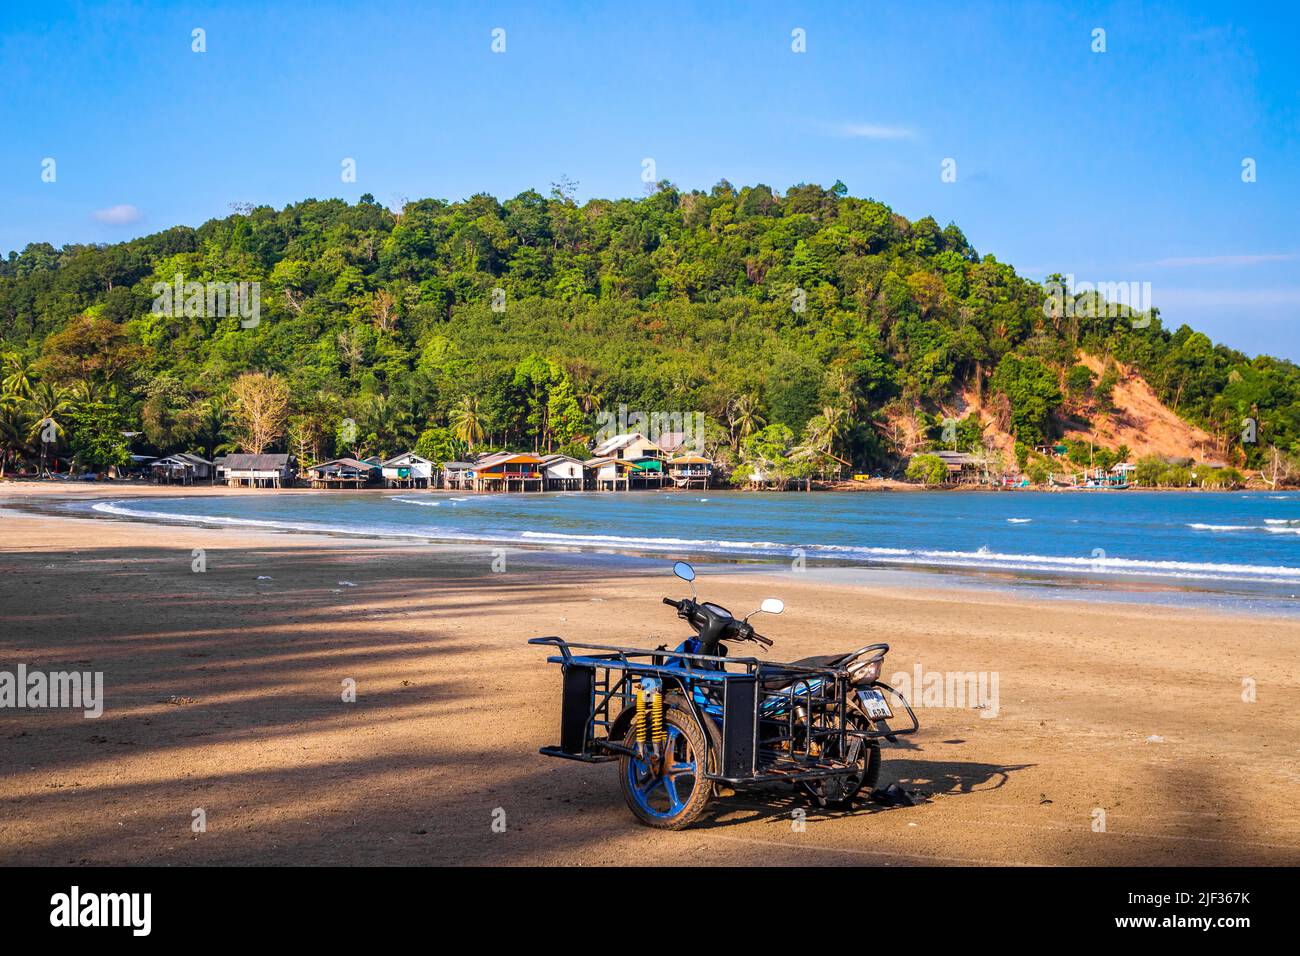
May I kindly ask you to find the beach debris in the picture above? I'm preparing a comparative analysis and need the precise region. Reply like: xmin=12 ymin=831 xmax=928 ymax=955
xmin=869 ymin=783 xmax=915 ymax=807
xmin=337 ymin=580 xmax=356 ymax=587
xmin=1039 ymin=793 xmax=1053 ymax=805
xmin=1145 ymin=734 xmax=1165 ymax=743
xmin=160 ymin=695 xmax=198 ymax=706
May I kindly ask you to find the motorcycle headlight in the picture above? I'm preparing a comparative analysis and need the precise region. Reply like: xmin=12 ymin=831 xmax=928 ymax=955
xmin=849 ymin=657 xmax=883 ymax=685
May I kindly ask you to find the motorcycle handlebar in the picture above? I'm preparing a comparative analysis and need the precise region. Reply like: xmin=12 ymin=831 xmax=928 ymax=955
xmin=661 ymin=596 xmax=773 ymax=648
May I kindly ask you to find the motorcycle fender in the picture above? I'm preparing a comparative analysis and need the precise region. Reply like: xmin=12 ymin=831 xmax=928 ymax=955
xmin=608 ymin=705 xmax=637 ymax=743
xmin=851 ymin=695 xmax=898 ymax=743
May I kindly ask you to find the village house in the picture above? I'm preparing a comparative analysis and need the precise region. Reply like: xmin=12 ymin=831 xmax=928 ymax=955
xmin=584 ymin=456 xmax=637 ymax=491
xmin=381 ymin=452 xmax=436 ymax=489
xmin=150 ymin=452 xmax=214 ymax=485
xmin=219 ymin=453 xmax=297 ymax=488
xmin=666 ymin=453 xmax=713 ymax=489
xmin=592 ymin=432 xmax=666 ymax=462
xmin=304 ymin=457 xmax=380 ymax=489
xmin=628 ymin=455 xmax=668 ymax=488
xmin=933 ymin=450 xmax=978 ymax=484
xmin=654 ymin=431 xmax=690 ymax=456
xmin=441 ymin=460 xmax=475 ymax=490
xmin=471 ymin=451 xmax=544 ymax=491
xmin=539 ymin=453 xmax=584 ymax=490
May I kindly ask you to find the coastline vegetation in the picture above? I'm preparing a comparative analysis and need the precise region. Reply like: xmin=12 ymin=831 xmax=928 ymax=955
xmin=0 ymin=183 xmax=1296 ymax=486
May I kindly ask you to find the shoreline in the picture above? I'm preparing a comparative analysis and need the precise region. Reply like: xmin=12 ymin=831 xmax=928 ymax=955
xmin=7 ymin=484 xmax=1300 ymax=621
xmin=0 ymin=476 xmax=1275 ymax=495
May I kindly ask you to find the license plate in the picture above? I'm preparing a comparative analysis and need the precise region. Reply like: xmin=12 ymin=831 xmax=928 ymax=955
xmin=857 ymin=688 xmax=893 ymax=720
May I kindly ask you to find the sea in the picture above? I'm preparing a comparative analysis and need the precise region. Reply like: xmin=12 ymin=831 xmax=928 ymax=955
xmin=74 ymin=489 xmax=1300 ymax=615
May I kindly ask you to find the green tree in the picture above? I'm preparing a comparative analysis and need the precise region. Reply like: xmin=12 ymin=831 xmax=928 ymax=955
xmin=989 ymin=354 xmax=1062 ymax=446
xmin=65 ymin=401 xmax=131 ymax=472
xmin=906 ymin=453 xmax=948 ymax=486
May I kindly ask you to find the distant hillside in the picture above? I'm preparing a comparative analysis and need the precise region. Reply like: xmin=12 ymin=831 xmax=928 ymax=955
xmin=1 ymin=183 xmax=1297 ymax=480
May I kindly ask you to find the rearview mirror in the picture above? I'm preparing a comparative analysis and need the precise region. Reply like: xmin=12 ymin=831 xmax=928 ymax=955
xmin=760 ymin=598 xmax=784 ymax=615
xmin=673 ymin=561 xmax=696 ymax=582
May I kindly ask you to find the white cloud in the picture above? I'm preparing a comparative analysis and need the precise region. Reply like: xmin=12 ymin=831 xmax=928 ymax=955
xmin=1140 ymin=253 xmax=1300 ymax=268
xmin=827 ymin=121 xmax=915 ymax=140
xmin=1154 ymin=288 xmax=1300 ymax=309
xmin=92 ymin=204 xmax=144 ymax=226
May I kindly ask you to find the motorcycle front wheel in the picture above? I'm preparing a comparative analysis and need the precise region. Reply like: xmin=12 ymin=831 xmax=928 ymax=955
xmin=619 ymin=705 xmax=713 ymax=830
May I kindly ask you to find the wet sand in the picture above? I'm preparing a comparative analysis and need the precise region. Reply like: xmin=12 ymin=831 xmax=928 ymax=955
xmin=1 ymin=485 xmax=1298 ymax=866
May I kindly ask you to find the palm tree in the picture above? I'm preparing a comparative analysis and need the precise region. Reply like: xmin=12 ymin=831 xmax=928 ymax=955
xmin=1 ymin=352 xmax=34 ymax=400
xmin=0 ymin=399 xmax=30 ymax=477
xmin=68 ymin=377 xmax=120 ymax=408
xmin=24 ymin=380 xmax=72 ymax=476
xmin=449 ymin=395 xmax=486 ymax=451
xmin=361 ymin=392 xmax=416 ymax=457
xmin=574 ymin=376 xmax=605 ymax=416
xmin=193 ymin=396 xmax=234 ymax=462
xmin=727 ymin=394 xmax=765 ymax=449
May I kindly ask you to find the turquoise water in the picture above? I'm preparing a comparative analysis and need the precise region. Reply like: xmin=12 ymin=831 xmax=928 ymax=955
xmin=81 ymin=489 xmax=1300 ymax=605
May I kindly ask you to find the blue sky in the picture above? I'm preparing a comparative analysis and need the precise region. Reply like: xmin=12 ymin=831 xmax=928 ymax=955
xmin=2 ymin=1 xmax=1298 ymax=358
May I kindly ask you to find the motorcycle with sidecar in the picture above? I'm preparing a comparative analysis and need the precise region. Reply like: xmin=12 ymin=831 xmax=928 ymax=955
xmin=529 ymin=561 xmax=918 ymax=829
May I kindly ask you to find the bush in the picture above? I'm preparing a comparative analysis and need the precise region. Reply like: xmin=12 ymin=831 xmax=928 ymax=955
xmin=414 ymin=426 xmax=468 ymax=464
xmin=1065 ymin=439 xmax=1091 ymax=467
xmin=1134 ymin=456 xmax=1164 ymax=487
xmin=1095 ymin=366 xmax=1119 ymax=411
xmin=1026 ymin=460 xmax=1050 ymax=485
xmin=989 ymin=354 xmax=1063 ymax=446
xmin=1094 ymin=447 xmax=1119 ymax=471
xmin=1194 ymin=466 xmax=1242 ymax=489
xmin=1066 ymin=364 xmax=1093 ymax=396
xmin=906 ymin=453 xmax=948 ymax=486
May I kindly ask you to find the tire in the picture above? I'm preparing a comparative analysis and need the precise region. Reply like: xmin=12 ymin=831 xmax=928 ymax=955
xmin=619 ymin=702 xmax=714 ymax=829
xmin=802 ymin=711 xmax=881 ymax=807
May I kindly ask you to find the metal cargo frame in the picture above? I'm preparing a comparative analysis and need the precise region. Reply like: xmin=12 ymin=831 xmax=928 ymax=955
xmin=528 ymin=636 xmax=918 ymax=785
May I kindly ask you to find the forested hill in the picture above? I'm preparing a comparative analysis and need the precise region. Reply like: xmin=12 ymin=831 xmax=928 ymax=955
xmin=1 ymin=181 xmax=1297 ymax=478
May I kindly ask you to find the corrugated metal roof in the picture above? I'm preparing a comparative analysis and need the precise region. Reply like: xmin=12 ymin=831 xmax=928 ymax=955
xmin=222 ymin=454 xmax=294 ymax=470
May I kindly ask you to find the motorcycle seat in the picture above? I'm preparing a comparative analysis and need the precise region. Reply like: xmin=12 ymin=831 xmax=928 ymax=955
xmin=789 ymin=653 xmax=851 ymax=669
xmin=757 ymin=653 xmax=851 ymax=691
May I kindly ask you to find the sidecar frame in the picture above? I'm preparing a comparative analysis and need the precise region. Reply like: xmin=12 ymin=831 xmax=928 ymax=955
xmin=528 ymin=636 xmax=918 ymax=785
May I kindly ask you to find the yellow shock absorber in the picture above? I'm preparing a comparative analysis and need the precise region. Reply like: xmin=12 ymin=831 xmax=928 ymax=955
xmin=634 ymin=686 xmax=647 ymax=744
xmin=650 ymin=691 xmax=666 ymax=744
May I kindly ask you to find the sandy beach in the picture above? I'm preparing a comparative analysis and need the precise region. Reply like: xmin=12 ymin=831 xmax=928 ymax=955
xmin=1 ymin=484 xmax=1298 ymax=866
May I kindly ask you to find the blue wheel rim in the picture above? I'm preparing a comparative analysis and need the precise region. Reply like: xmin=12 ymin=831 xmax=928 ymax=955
xmin=626 ymin=724 xmax=699 ymax=819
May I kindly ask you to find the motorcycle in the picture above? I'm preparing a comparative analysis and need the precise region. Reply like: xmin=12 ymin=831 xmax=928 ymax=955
xmin=529 ymin=561 xmax=918 ymax=829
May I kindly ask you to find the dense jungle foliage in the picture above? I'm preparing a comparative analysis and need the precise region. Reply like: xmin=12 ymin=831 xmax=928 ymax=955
xmin=1 ymin=181 xmax=1296 ymax=478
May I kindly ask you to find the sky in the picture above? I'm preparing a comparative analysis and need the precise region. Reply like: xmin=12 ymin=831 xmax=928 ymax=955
xmin=2 ymin=0 xmax=1298 ymax=358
